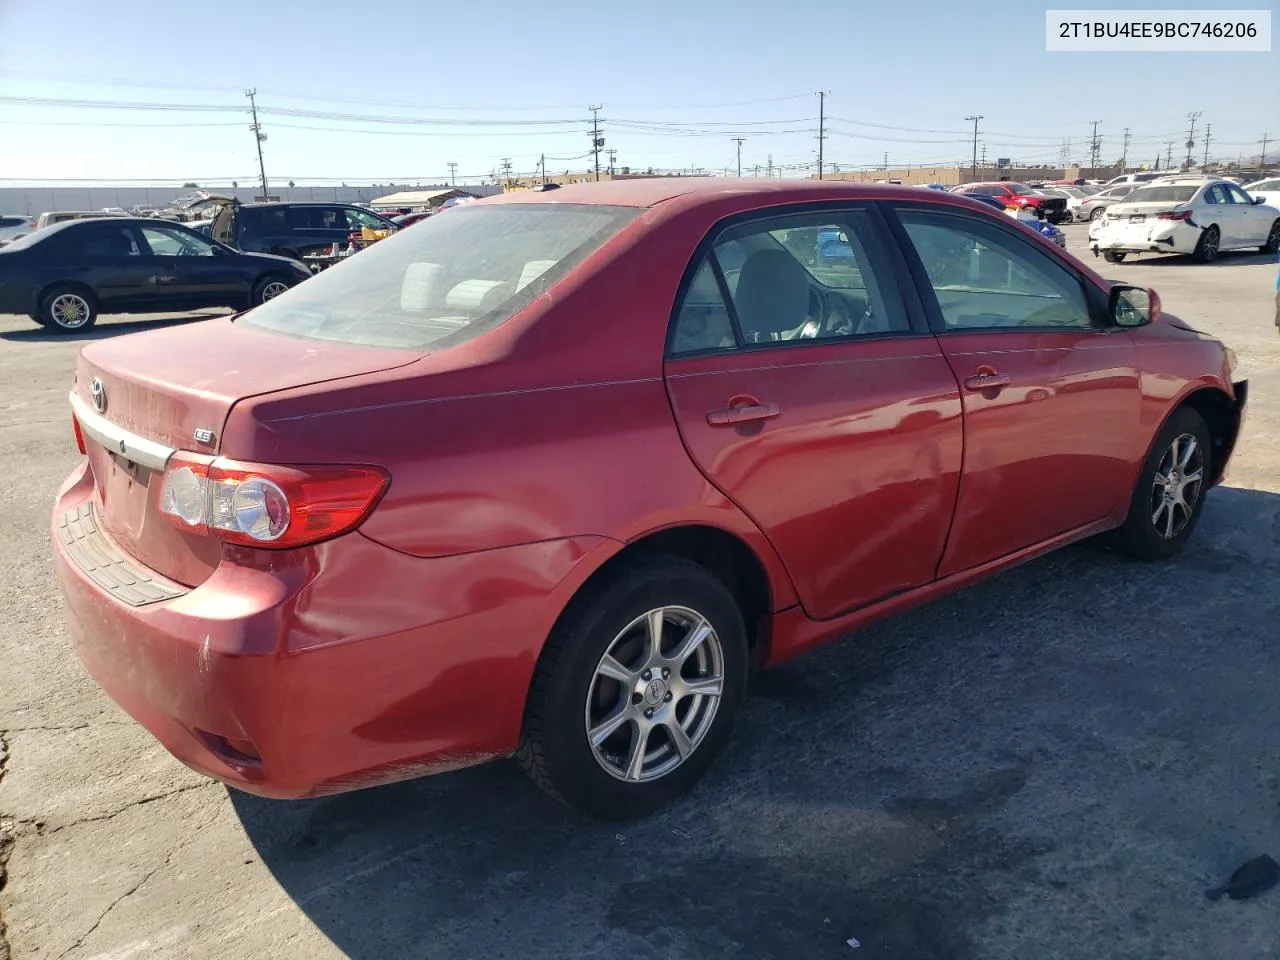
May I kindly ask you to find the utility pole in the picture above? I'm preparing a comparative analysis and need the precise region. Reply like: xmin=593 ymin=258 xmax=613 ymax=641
xmin=1120 ymin=127 xmax=1131 ymax=172
xmin=1202 ymin=124 xmax=1212 ymax=168
xmin=767 ymin=154 xmax=773 ymax=178
xmin=882 ymin=151 xmax=888 ymax=170
xmin=817 ymin=92 xmax=827 ymax=180
xmin=245 ymin=89 xmax=268 ymax=200
xmin=752 ymin=163 xmax=760 ymax=177
xmin=447 ymin=161 xmax=457 ymax=186
xmin=731 ymin=136 xmax=745 ymax=177
xmin=607 ymin=148 xmax=617 ymax=176
xmin=980 ymin=144 xmax=987 ymax=170
xmin=538 ymin=154 xmax=546 ymax=185
xmin=965 ymin=115 xmax=983 ymax=181
xmin=1166 ymin=142 xmax=1174 ymax=170
xmin=500 ymin=157 xmax=512 ymax=187
xmin=1260 ymin=133 xmax=1270 ymax=167
xmin=589 ymin=105 xmax=603 ymax=181
xmin=1184 ymin=111 xmax=1201 ymax=168
xmin=1088 ymin=120 xmax=1101 ymax=170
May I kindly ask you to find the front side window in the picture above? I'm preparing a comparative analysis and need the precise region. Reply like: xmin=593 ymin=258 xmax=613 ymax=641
xmin=345 ymin=207 xmax=389 ymax=230
xmin=896 ymin=209 xmax=1093 ymax=331
xmin=1226 ymin=184 xmax=1255 ymax=205
xmin=669 ymin=209 xmax=909 ymax=354
xmin=140 ymin=225 xmax=217 ymax=257
xmin=240 ymin=202 xmax=639 ymax=350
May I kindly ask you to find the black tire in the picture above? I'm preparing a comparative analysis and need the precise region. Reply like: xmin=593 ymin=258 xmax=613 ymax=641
xmin=29 ymin=312 xmax=47 ymax=327
xmin=39 ymin=284 xmax=97 ymax=333
xmin=1192 ymin=225 xmax=1220 ymax=263
xmin=1109 ymin=407 xmax=1212 ymax=561
xmin=1103 ymin=250 xmax=1127 ymax=263
xmin=251 ymin=274 xmax=294 ymax=307
xmin=1260 ymin=219 xmax=1280 ymax=254
xmin=517 ymin=553 xmax=748 ymax=820
xmin=1089 ymin=206 xmax=1106 ymax=221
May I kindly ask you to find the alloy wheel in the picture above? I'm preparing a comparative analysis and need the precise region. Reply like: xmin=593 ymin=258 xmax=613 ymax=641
xmin=1150 ymin=433 xmax=1204 ymax=539
xmin=50 ymin=293 xmax=91 ymax=329
xmin=260 ymin=281 xmax=290 ymax=301
xmin=585 ymin=605 xmax=725 ymax=783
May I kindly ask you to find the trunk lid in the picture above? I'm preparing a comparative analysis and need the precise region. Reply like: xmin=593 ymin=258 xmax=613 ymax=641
xmin=73 ymin=316 xmax=419 ymax=586
xmin=1106 ymin=201 xmax=1188 ymax=220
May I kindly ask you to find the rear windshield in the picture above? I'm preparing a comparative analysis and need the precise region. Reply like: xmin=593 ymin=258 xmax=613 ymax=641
xmin=1123 ymin=186 xmax=1199 ymax=204
xmin=239 ymin=203 xmax=639 ymax=350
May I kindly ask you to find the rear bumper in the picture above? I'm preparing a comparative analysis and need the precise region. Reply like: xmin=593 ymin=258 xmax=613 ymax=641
xmin=53 ymin=461 xmax=606 ymax=798
xmin=1088 ymin=218 xmax=1196 ymax=255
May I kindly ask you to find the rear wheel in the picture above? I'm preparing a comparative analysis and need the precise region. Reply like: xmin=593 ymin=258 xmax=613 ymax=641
xmin=1261 ymin=219 xmax=1280 ymax=254
xmin=1103 ymin=250 xmax=1127 ymax=263
xmin=1109 ymin=407 xmax=1211 ymax=561
xmin=518 ymin=554 xmax=748 ymax=820
xmin=1089 ymin=206 xmax=1106 ymax=221
xmin=251 ymin=275 xmax=293 ymax=306
xmin=1192 ymin=225 xmax=1220 ymax=263
xmin=39 ymin=285 xmax=97 ymax=333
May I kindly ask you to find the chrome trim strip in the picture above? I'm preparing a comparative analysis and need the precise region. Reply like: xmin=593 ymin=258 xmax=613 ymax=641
xmin=69 ymin=390 xmax=175 ymax=472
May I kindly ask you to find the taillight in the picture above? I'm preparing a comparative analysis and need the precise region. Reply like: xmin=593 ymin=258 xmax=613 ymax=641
xmin=158 ymin=455 xmax=388 ymax=549
xmin=72 ymin=415 xmax=86 ymax=454
xmin=1157 ymin=210 xmax=1193 ymax=221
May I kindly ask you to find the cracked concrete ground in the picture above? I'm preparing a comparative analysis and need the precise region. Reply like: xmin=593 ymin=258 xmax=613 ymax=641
xmin=1 ymin=225 xmax=1279 ymax=959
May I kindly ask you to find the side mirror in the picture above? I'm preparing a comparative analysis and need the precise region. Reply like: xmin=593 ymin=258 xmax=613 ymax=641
xmin=1253 ymin=196 xmax=1267 ymax=204
xmin=1109 ymin=284 xmax=1160 ymax=327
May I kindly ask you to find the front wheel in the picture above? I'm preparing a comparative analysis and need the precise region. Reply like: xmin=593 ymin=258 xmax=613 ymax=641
xmin=1089 ymin=207 xmax=1106 ymax=221
xmin=251 ymin=275 xmax=293 ymax=306
xmin=1109 ymin=407 xmax=1211 ymax=561
xmin=1261 ymin=219 xmax=1280 ymax=254
xmin=1103 ymin=250 xmax=1127 ymax=263
xmin=1192 ymin=225 xmax=1220 ymax=263
xmin=517 ymin=554 xmax=748 ymax=819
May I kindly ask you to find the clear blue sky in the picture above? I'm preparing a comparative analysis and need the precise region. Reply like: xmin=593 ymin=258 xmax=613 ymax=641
xmin=0 ymin=0 xmax=1276 ymax=185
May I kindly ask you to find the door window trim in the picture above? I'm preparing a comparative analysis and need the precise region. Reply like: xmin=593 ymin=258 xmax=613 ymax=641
xmin=664 ymin=201 xmax=932 ymax=360
xmin=881 ymin=202 xmax=1110 ymax=335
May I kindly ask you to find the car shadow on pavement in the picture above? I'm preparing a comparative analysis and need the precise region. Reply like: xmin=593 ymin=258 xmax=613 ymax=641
xmin=1117 ymin=251 xmax=1278 ymax=268
xmin=231 ymin=485 xmax=1280 ymax=960
xmin=0 ymin=313 xmax=222 ymax=342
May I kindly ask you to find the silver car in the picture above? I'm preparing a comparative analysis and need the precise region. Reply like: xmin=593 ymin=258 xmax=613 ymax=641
xmin=1075 ymin=184 xmax=1138 ymax=222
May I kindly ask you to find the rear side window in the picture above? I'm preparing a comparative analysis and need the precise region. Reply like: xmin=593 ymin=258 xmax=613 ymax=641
xmin=0 ymin=216 xmax=26 ymax=228
xmin=240 ymin=206 xmax=288 ymax=234
xmin=239 ymin=203 xmax=639 ymax=350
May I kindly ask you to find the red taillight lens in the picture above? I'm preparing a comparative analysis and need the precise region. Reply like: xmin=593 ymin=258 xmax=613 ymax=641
xmin=72 ymin=415 xmax=86 ymax=454
xmin=158 ymin=455 xmax=388 ymax=549
xmin=1157 ymin=210 xmax=1192 ymax=221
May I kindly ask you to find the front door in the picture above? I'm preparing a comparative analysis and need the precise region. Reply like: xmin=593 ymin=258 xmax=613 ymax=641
xmin=663 ymin=206 xmax=964 ymax=621
xmin=137 ymin=223 xmax=250 ymax=309
xmin=887 ymin=204 xmax=1143 ymax=575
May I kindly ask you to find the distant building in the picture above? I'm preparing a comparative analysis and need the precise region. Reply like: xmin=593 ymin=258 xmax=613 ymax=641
xmin=502 ymin=169 xmax=698 ymax=192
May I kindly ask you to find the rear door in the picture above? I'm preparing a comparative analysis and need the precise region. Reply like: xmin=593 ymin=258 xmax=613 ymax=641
xmin=886 ymin=203 xmax=1142 ymax=575
xmin=57 ymin=222 xmax=155 ymax=309
xmin=136 ymin=223 xmax=251 ymax=309
xmin=663 ymin=205 xmax=964 ymax=620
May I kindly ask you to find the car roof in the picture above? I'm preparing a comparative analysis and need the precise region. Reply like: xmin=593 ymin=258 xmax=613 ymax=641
xmin=238 ymin=201 xmax=365 ymax=208
xmin=480 ymin=177 xmax=999 ymax=209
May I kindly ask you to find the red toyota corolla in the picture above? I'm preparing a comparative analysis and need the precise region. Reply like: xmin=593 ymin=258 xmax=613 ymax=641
xmin=53 ymin=180 xmax=1245 ymax=819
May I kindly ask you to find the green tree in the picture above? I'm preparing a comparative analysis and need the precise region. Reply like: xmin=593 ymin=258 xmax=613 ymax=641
xmin=182 ymin=182 xmax=200 ymax=188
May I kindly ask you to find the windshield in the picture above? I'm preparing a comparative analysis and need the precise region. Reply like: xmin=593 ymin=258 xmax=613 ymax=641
xmin=1123 ymin=186 xmax=1199 ymax=204
xmin=239 ymin=202 xmax=639 ymax=350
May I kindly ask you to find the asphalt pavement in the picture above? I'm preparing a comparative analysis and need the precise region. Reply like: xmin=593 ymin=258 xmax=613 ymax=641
xmin=1 ymin=224 xmax=1278 ymax=959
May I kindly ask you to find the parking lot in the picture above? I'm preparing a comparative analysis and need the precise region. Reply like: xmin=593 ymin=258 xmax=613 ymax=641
xmin=1 ymin=222 xmax=1278 ymax=959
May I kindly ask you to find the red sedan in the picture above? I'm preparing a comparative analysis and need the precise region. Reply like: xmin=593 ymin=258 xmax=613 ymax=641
xmin=53 ymin=179 xmax=1245 ymax=819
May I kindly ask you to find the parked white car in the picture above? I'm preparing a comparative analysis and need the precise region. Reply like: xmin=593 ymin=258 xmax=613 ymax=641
xmin=1243 ymin=176 xmax=1280 ymax=209
xmin=1089 ymin=177 xmax=1280 ymax=263
xmin=0 ymin=214 xmax=35 ymax=245
xmin=1104 ymin=172 xmax=1164 ymax=187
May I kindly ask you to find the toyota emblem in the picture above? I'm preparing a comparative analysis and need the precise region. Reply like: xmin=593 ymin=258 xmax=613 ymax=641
xmin=89 ymin=377 xmax=106 ymax=414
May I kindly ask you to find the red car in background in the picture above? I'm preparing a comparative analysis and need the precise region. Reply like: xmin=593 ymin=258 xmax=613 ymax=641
xmin=954 ymin=181 xmax=1071 ymax=222
xmin=54 ymin=179 xmax=1244 ymax=819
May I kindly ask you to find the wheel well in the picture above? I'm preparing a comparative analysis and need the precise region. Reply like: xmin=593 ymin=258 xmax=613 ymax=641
xmin=1178 ymin=387 xmax=1237 ymax=485
xmin=576 ymin=526 xmax=774 ymax=663
xmin=38 ymin=280 xmax=96 ymax=307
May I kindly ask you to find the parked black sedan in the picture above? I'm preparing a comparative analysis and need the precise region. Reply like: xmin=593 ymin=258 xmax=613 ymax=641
xmin=0 ymin=217 xmax=312 ymax=332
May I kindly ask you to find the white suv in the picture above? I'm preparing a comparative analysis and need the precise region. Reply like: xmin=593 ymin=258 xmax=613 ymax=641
xmin=1089 ymin=177 xmax=1280 ymax=263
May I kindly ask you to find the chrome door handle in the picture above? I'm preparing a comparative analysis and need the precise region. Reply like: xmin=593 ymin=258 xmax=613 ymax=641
xmin=706 ymin=402 xmax=781 ymax=426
